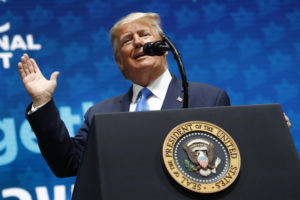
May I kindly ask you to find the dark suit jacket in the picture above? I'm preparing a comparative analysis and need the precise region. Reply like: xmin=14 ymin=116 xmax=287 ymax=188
xmin=26 ymin=76 xmax=230 ymax=177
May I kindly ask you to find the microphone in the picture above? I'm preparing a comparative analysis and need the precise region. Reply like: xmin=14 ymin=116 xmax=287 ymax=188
xmin=144 ymin=35 xmax=189 ymax=108
xmin=143 ymin=40 xmax=170 ymax=56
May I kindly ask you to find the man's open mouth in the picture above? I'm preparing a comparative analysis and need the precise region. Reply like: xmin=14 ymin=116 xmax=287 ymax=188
xmin=134 ymin=53 xmax=146 ymax=59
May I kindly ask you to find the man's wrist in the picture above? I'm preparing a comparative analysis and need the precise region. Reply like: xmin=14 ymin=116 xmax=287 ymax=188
xmin=32 ymin=97 xmax=51 ymax=108
xmin=28 ymin=99 xmax=51 ymax=115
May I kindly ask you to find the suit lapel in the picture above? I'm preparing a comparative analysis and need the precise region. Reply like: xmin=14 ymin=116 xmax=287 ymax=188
xmin=116 ymin=87 xmax=132 ymax=112
xmin=161 ymin=76 xmax=184 ymax=110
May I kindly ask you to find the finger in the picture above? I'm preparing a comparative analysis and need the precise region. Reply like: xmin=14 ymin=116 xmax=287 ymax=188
xmin=286 ymin=120 xmax=291 ymax=129
xmin=50 ymin=71 xmax=60 ymax=81
xmin=284 ymin=113 xmax=292 ymax=129
xmin=23 ymin=53 xmax=29 ymax=60
xmin=21 ymin=55 xmax=29 ymax=76
xmin=18 ymin=62 xmax=26 ymax=79
xmin=284 ymin=113 xmax=289 ymax=121
xmin=22 ymin=53 xmax=30 ymax=66
xmin=26 ymin=56 xmax=34 ymax=73
xmin=30 ymin=58 xmax=41 ymax=74
xmin=24 ymin=53 xmax=35 ymax=74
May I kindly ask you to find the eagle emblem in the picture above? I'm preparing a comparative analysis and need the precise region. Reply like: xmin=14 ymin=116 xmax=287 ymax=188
xmin=163 ymin=121 xmax=241 ymax=193
xmin=184 ymin=138 xmax=221 ymax=177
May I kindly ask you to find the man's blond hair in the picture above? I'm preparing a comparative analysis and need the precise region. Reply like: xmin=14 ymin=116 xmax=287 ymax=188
xmin=110 ymin=12 xmax=163 ymax=55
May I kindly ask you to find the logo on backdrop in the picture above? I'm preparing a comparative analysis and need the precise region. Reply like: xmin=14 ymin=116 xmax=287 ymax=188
xmin=162 ymin=121 xmax=241 ymax=193
xmin=0 ymin=0 xmax=42 ymax=69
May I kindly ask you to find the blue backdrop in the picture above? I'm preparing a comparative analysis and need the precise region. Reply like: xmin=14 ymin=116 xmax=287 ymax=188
xmin=1 ymin=0 xmax=299 ymax=199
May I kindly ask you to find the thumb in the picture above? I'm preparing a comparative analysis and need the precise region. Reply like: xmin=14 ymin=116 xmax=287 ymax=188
xmin=50 ymin=71 xmax=60 ymax=81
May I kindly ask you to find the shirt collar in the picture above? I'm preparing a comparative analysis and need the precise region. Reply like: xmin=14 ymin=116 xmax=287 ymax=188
xmin=131 ymin=69 xmax=172 ymax=103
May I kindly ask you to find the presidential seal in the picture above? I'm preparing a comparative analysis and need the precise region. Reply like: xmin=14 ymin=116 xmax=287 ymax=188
xmin=162 ymin=121 xmax=241 ymax=194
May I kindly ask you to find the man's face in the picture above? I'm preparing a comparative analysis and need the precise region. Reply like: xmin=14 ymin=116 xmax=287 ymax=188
xmin=114 ymin=21 xmax=167 ymax=85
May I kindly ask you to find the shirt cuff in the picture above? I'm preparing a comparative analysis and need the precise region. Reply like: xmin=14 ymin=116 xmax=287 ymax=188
xmin=27 ymin=103 xmax=47 ymax=115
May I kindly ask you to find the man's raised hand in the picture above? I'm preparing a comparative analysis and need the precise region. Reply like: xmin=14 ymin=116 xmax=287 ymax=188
xmin=18 ymin=53 xmax=59 ymax=107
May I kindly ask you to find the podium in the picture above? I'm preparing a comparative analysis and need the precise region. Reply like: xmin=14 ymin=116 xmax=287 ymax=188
xmin=72 ymin=104 xmax=300 ymax=199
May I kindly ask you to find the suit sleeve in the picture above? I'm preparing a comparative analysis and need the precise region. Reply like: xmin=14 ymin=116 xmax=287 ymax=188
xmin=26 ymin=99 xmax=88 ymax=177
xmin=215 ymin=89 xmax=231 ymax=106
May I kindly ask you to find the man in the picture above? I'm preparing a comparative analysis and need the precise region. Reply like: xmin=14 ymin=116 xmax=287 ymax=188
xmin=18 ymin=12 xmax=289 ymax=178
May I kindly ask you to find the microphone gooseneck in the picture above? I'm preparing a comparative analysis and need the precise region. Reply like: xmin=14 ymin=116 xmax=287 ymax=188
xmin=142 ymin=36 xmax=189 ymax=108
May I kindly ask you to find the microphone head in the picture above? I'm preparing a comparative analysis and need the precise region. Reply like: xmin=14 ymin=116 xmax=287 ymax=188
xmin=143 ymin=41 xmax=170 ymax=56
xmin=143 ymin=42 xmax=156 ymax=56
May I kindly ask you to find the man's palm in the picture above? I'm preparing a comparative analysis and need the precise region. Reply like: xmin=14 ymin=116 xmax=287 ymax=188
xmin=18 ymin=54 xmax=59 ymax=107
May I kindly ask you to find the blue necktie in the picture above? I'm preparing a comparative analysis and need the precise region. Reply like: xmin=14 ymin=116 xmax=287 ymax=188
xmin=135 ymin=88 xmax=152 ymax=111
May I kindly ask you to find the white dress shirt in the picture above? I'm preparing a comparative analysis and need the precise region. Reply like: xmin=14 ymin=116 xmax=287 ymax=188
xmin=129 ymin=69 xmax=172 ymax=112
